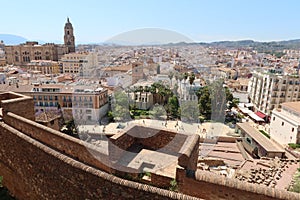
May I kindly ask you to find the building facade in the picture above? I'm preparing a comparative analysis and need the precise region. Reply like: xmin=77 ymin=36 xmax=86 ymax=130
xmin=0 ymin=83 xmax=108 ymax=123
xmin=4 ymin=18 xmax=75 ymax=65
xmin=270 ymin=102 xmax=300 ymax=145
xmin=25 ymin=60 xmax=61 ymax=74
xmin=248 ymin=68 xmax=300 ymax=116
xmin=60 ymin=52 xmax=98 ymax=77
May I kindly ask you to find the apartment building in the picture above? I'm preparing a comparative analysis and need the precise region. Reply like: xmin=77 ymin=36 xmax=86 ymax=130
xmin=25 ymin=60 xmax=61 ymax=74
xmin=270 ymin=102 xmax=300 ymax=145
xmin=0 ymin=83 xmax=108 ymax=123
xmin=248 ymin=68 xmax=300 ymax=116
xmin=60 ymin=52 xmax=98 ymax=77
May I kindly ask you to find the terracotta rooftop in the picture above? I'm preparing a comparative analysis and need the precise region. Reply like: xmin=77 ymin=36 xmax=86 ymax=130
xmin=35 ymin=110 xmax=61 ymax=122
xmin=103 ymin=65 xmax=132 ymax=72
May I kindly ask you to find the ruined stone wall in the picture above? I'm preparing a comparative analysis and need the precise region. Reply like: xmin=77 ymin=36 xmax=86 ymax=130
xmin=0 ymin=122 xmax=200 ymax=200
xmin=176 ymin=168 xmax=300 ymax=200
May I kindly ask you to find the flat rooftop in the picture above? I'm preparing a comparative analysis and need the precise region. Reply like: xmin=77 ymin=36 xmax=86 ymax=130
xmin=237 ymin=122 xmax=284 ymax=153
xmin=116 ymin=147 xmax=178 ymax=178
xmin=199 ymin=141 xmax=246 ymax=167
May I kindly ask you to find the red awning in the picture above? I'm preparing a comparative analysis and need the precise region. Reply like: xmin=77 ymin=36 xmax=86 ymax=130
xmin=255 ymin=111 xmax=266 ymax=119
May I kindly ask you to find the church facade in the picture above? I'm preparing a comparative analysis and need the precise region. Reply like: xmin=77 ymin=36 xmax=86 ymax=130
xmin=5 ymin=18 xmax=75 ymax=66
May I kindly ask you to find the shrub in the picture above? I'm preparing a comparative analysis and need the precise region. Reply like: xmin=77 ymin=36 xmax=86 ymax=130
xmin=259 ymin=130 xmax=270 ymax=139
xmin=169 ymin=179 xmax=178 ymax=192
xmin=288 ymin=143 xmax=300 ymax=149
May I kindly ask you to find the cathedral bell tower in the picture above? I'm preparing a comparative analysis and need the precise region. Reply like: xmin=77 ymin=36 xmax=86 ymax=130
xmin=64 ymin=17 xmax=75 ymax=53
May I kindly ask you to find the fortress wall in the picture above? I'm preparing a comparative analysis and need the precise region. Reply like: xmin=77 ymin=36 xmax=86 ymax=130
xmin=176 ymin=168 xmax=300 ymax=200
xmin=0 ymin=122 xmax=201 ymax=200
xmin=0 ymin=92 xmax=35 ymax=120
xmin=3 ymin=112 xmax=112 ymax=173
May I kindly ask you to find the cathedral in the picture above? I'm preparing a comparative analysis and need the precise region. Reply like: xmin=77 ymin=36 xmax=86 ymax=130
xmin=4 ymin=18 xmax=75 ymax=65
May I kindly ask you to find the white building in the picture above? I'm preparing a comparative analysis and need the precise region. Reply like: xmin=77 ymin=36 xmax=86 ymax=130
xmin=270 ymin=102 xmax=300 ymax=145
xmin=248 ymin=68 xmax=300 ymax=116
xmin=61 ymin=52 xmax=98 ymax=77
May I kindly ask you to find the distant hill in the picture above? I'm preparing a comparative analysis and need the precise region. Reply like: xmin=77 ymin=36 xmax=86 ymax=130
xmin=201 ymin=39 xmax=300 ymax=51
xmin=0 ymin=34 xmax=27 ymax=45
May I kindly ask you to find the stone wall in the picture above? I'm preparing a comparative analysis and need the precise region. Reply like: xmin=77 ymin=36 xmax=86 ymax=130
xmin=109 ymin=131 xmax=135 ymax=162
xmin=176 ymin=168 xmax=300 ymax=200
xmin=0 ymin=122 xmax=200 ymax=200
xmin=3 ymin=112 xmax=112 ymax=173
xmin=0 ymin=92 xmax=35 ymax=120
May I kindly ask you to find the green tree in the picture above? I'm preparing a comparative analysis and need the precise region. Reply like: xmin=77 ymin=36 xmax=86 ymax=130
xmin=111 ymin=90 xmax=131 ymax=122
xmin=150 ymin=104 xmax=166 ymax=120
xmin=180 ymin=100 xmax=199 ymax=123
xmin=168 ymin=71 xmax=174 ymax=86
xmin=196 ymin=80 xmax=232 ymax=121
xmin=165 ymin=95 xmax=179 ymax=119
xmin=183 ymin=72 xmax=188 ymax=81
xmin=189 ymin=72 xmax=195 ymax=85
xmin=157 ymin=64 xmax=160 ymax=74
xmin=197 ymin=86 xmax=212 ymax=119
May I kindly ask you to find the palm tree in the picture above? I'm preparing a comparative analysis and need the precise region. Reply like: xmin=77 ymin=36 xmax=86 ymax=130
xmin=183 ymin=72 xmax=188 ymax=82
xmin=144 ymin=85 xmax=150 ymax=105
xmin=138 ymin=85 xmax=144 ymax=108
xmin=168 ymin=72 xmax=174 ymax=87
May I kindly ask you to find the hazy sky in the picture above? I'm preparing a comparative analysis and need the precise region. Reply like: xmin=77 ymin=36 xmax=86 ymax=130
xmin=1 ymin=0 xmax=300 ymax=43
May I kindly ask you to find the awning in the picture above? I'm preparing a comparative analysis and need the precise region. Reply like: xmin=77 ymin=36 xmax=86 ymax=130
xmin=238 ymin=106 xmax=251 ymax=114
xmin=248 ymin=112 xmax=264 ymax=122
xmin=245 ymin=103 xmax=254 ymax=108
xmin=255 ymin=111 xmax=266 ymax=119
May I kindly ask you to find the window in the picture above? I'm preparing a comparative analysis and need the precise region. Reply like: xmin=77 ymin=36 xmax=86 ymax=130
xmin=54 ymin=96 xmax=58 ymax=100
xmin=273 ymin=117 xmax=275 ymax=121
xmin=246 ymin=137 xmax=251 ymax=144
xmin=292 ymin=128 xmax=294 ymax=132
xmin=282 ymin=122 xmax=284 ymax=126
xmin=86 ymin=110 xmax=92 ymax=114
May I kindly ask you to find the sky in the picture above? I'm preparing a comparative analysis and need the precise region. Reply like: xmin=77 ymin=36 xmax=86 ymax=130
xmin=1 ymin=0 xmax=300 ymax=44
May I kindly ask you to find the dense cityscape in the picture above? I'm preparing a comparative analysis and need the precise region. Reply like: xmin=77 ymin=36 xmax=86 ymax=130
xmin=0 ymin=10 xmax=300 ymax=200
